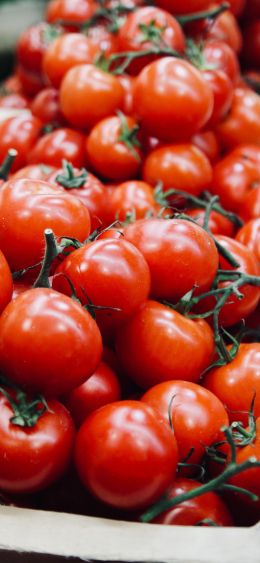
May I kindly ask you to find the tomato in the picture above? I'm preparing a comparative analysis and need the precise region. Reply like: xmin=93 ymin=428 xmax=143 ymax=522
xmin=43 ymin=33 xmax=99 ymax=89
xmin=117 ymin=7 xmax=185 ymax=75
xmin=65 ymin=361 xmax=121 ymax=427
xmin=86 ymin=115 xmax=142 ymax=181
xmin=203 ymin=40 xmax=240 ymax=86
xmin=52 ymin=238 xmax=151 ymax=338
xmin=133 ymin=58 xmax=213 ymax=142
xmin=0 ymin=178 xmax=91 ymax=271
xmin=16 ymin=22 xmax=55 ymax=75
xmin=185 ymin=208 xmax=235 ymax=237
xmin=0 ymin=114 xmax=41 ymax=172
xmin=107 ymin=180 xmax=156 ymax=222
xmin=240 ymin=188 xmax=260 ymax=222
xmin=231 ymin=144 xmax=260 ymax=172
xmin=86 ymin=24 xmax=119 ymax=56
xmin=28 ymin=128 xmax=87 ymax=168
xmin=115 ymin=301 xmax=214 ymax=389
xmin=203 ymin=344 xmax=260 ymax=425
xmin=46 ymin=0 xmax=96 ymax=28
xmin=31 ymin=87 xmax=63 ymax=125
xmin=155 ymin=0 xmax=212 ymax=15
xmin=11 ymin=164 xmax=57 ymax=181
xmin=207 ymin=9 xmax=242 ymax=53
xmin=75 ymin=400 xmax=179 ymax=510
xmin=0 ymin=250 xmax=13 ymax=314
xmin=0 ymin=391 xmax=75 ymax=494
xmin=142 ymin=380 xmax=228 ymax=465
xmin=202 ymin=69 xmax=233 ymax=128
xmin=242 ymin=21 xmax=260 ymax=71
xmin=124 ymin=218 xmax=218 ymax=301
xmin=217 ymin=88 xmax=260 ymax=151
xmin=0 ymin=288 xmax=102 ymax=397
xmin=0 ymin=92 xmax=28 ymax=109
xmin=143 ymin=144 xmax=212 ymax=195
xmin=59 ymin=64 xmax=124 ymax=130
xmin=191 ymin=130 xmax=220 ymax=164
xmin=236 ymin=219 xmax=260 ymax=262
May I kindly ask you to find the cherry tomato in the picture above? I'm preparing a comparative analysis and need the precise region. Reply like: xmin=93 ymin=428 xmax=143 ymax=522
xmin=124 ymin=218 xmax=218 ymax=301
xmin=115 ymin=301 xmax=214 ymax=389
xmin=28 ymin=128 xmax=87 ymax=168
xmin=191 ymin=130 xmax=220 ymax=164
xmin=31 ymin=87 xmax=63 ymax=125
xmin=142 ymin=380 xmax=228 ymax=465
xmin=185 ymin=208 xmax=235 ymax=237
xmin=107 ymin=180 xmax=156 ymax=222
xmin=86 ymin=115 xmax=142 ymax=181
xmin=203 ymin=344 xmax=260 ymax=425
xmin=151 ymin=478 xmax=233 ymax=526
xmin=75 ymin=400 xmax=179 ymax=509
xmin=0 ymin=178 xmax=91 ymax=271
xmin=0 ymin=250 xmax=13 ymax=314
xmin=133 ymin=58 xmax=213 ymax=142
xmin=217 ymin=88 xmax=260 ymax=151
xmin=0 ymin=288 xmax=102 ymax=397
xmin=46 ymin=0 xmax=96 ymax=28
xmin=59 ymin=64 xmax=124 ymax=130
xmin=242 ymin=21 xmax=260 ymax=71
xmin=236 ymin=219 xmax=260 ymax=262
xmin=143 ymin=144 xmax=212 ymax=195
xmin=0 ymin=114 xmax=41 ymax=172
xmin=240 ymin=188 xmax=260 ymax=222
xmin=65 ymin=361 xmax=121 ymax=427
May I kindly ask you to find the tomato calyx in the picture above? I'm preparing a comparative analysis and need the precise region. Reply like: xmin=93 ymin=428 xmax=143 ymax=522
xmin=41 ymin=24 xmax=63 ymax=46
xmin=176 ymin=3 xmax=230 ymax=27
xmin=0 ymin=149 xmax=18 ymax=180
xmin=140 ymin=425 xmax=260 ymax=523
xmin=55 ymin=160 xmax=88 ymax=189
xmin=0 ymin=377 xmax=50 ymax=428
xmin=138 ymin=20 xmax=167 ymax=49
xmin=117 ymin=111 xmax=141 ymax=162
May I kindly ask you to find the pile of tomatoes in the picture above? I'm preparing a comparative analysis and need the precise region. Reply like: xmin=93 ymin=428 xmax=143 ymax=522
xmin=0 ymin=0 xmax=259 ymax=529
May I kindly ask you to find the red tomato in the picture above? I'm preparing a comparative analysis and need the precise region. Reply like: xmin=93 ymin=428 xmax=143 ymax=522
xmin=242 ymin=21 xmax=260 ymax=71
xmin=52 ymin=238 xmax=151 ymax=337
xmin=0 ymin=178 xmax=91 ymax=271
xmin=43 ymin=33 xmax=99 ymax=88
xmin=231 ymin=144 xmax=260 ymax=172
xmin=11 ymin=164 xmax=57 ymax=181
xmin=46 ymin=0 xmax=96 ymax=27
xmin=86 ymin=24 xmax=119 ymax=56
xmin=75 ymin=400 xmax=179 ymax=509
xmin=203 ymin=40 xmax=240 ymax=86
xmin=202 ymin=69 xmax=233 ymax=128
xmin=207 ymin=9 xmax=242 ymax=53
xmin=117 ymin=7 xmax=185 ymax=75
xmin=124 ymin=218 xmax=218 ymax=301
xmin=203 ymin=344 xmax=260 ymax=425
xmin=0 ymin=392 xmax=75 ymax=494
xmin=0 ymin=115 xmax=41 ymax=172
xmin=191 ymin=130 xmax=221 ymax=164
xmin=142 ymin=380 xmax=228 ymax=465
xmin=59 ymin=64 xmax=124 ymax=130
xmin=65 ymin=361 xmax=121 ymax=427
xmin=28 ymin=128 xmax=87 ymax=168
xmin=107 ymin=180 xmax=156 ymax=222
xmin=16 ymin=22 xmax=54 ymax=75
xmin=185 ymin=208 xmax=235 ymax=237
xmin=31 ymin=87 xmax=63 ymax=125
xmin=143 ymin=144 xmax=212 ymax=195
xmin=236 ymin=219 xmax=260 ymax=262
xmin=0 ymin=250 xmax=13 ymax=314
xmin=217 ymin=88 xmax=260 ymax=151
xmin=133 ymin=58 xmax=213 ymax=142
xmin=155 ymin=0 xmax=212 ymax=14
xmin=240 ymin=188 xmax=260 ymax=222
xmin=0 ymin=288 xmax=102 ymax=397
xmin=115 ymin=301 xmax=214 ymax=389
xmin=151 ymin=478 xmax=233 ymax=526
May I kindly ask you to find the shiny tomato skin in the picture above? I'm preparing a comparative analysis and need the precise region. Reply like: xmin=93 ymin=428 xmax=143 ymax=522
xmin=11 ymin=164 xmax=57 ymax=181
xmin=0 ymin=250 xmax=13 ymax=314
xmin=203 ymin=69 xmax=233 ymax=128
xmin=203 ymin=343 xmax=260 ymax=425
xmin=86 ymin=24 xmax=119 ymax=56
xmin=143 ymin=144 xmax=212 ymax=195
xmin=142 ymin=380 xmax=228 ymax=465
xmin=217 ymin=88 xmax=260 ymax=151
xmin=0 ymin=115 xmax=42 ymax=172
xmin=46 ymin=0 xmax=96 ymax=27
xmin=186 ymin=208 xmax=235 ymax=237
xmin=133 ymin=58 xmax=213 ymax=142
xmin=208 ymin=10 xmax=242 ymax=53
xmin=59 ymin=64 xmax=124 ymax=130
xmin=115 ymin=301 xmax=214 ymax=389
xmin=16 ymin=22 xmax=50 ymax=74
xmin=203 ymin=40 xmax=240 ymax=86
xmin=152 ymin=478 xmax=233 ymax=526
xmin=240 ymin=189 xmax=260 ymax=222
xmin=236 ymin=219 xmax=260 ymax=262
xmin=0 ymin=178 xmax=91 ymax=271
xmin=124 ymin=218 xmax=218 ymax=301
xmin=107 ymin=180 xmax=156 ymax=223
xmin=86 ymin=115 xmax=142 ymax=181
xmin=43 ymin=33 xmax=98 ymax=89
xmin=191 ymin=130 xmax=220 ymax=164
xmin=0 ymin=288 xmax=102 ymax=397
xmin=65 ymin=361 xmax=121 ymax=427
xmin=52 ymin=239 xmax=151 ymax=336
xmin=31 ymin=87 xmax=63 ymax=125
xmin=0 ymin=393 xmax=75 ymax=494
xmin=75 ymin=400 xmax=179 ymax=510
xmin=28 ymin=128 xmax=87 ymax=168
xmin=155 ymin=0 xmax=211 ymax=14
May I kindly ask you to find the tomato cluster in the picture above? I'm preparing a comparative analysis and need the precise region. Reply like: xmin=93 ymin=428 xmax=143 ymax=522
xmin=0 ymin=0 xmax=259 ymax=529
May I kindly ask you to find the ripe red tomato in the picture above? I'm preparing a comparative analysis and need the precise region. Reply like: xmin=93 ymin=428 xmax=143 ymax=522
xmin=203 ymin=40 xmax=240 ymax=85
xmin=124 ymin=218 xmax=219 ymax=301
xmin=143 ymin=144 xmax=212 ymax=195
xmin=86 ymin=115 xmax=143 ymax=181
xmin=207 ymin=9 xmax=242 ymax=53
xmin=86 ymin=24 xmax=119 ymax=56
xmin=151 ymin=478 xmax=233 ymax=526
xmin=240 ymin=188 xmax=260 ymax=222
xmin=43 ymin=33 xmax=99 ymax=88
xmin=242 ymin=21 xmax=260 ymax=71
xmin=133 ymin=57 xmax=213 ymax=142
xmin=203 ymin=343 xmax=260 ymax=425
xmin=186 ymin=208 xmax=235 ymax=237
xmin=0 ymin=288 xmax=102 ymax=397
xmin=107 ymin=180 xmax=157 ymax=222
xmin=59 ymin=64 xmax=124 ymax=130
xmin=16 ymin=22 xmax=53 ymax=75
xmin=191 ymin=130 xmax=220 ymax=164
xmin=28 ymin=128 xmax=87 ymax=168
xmin=0 ymin=178 xmax=91 ymax=271
xmin=0 ymin=250 xmax=13 ymax=314
xmin=65 ymin=361 xmax=121 ymax=427
xmin=0 ymin=114 xmax=41 ymax=172
xmin=155 ymin=0 xmax=212 ymax=15
xmin=0 ymin=392 xmax=75 ymax=494
xmin=142 ymin=380 xmax=228 ymax=465
xmin=31 ymin=87 xmax=63 ymax=125
xmin=75 ymin=400 xmax=179 ymax=509
xmin=217 ymin=88 xmax=260 ymax=150
xmin=236 ymin=219 xmax=260 ymax=262
xmin=46 ymin=0 xmax=96 ymax=27
xmin=115 ymin=301 xmax=214 ymax=389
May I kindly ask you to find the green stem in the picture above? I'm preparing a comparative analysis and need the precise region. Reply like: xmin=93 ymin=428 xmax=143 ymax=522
xmin=109 ymin=46 xmax=182 ymax=75
xmin=33 ymin=229 xmax=60 ymax=289
xmin=176 ymin=3 xmax=229 ymax=26
xmin=0 ymin=149 xmax=17 ymax=180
